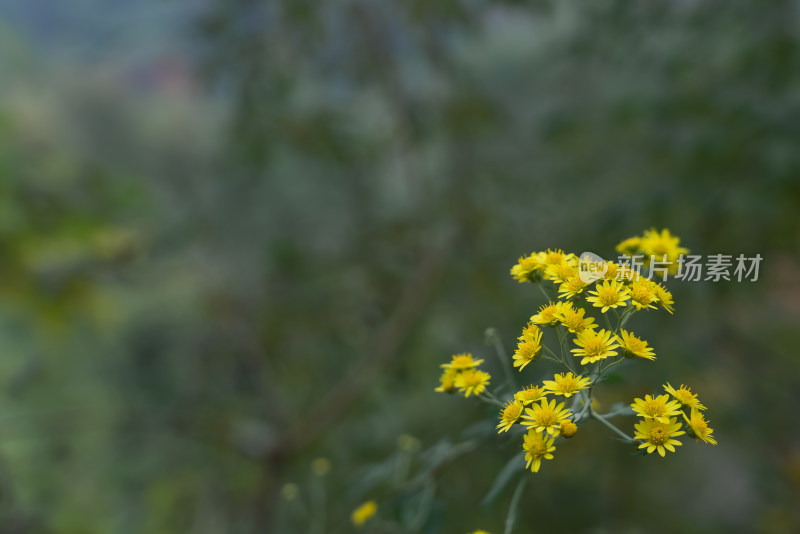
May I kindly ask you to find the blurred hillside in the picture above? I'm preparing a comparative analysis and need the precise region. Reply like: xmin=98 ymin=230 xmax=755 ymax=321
xmin=0 ymin=1 xmax=799 ymax=533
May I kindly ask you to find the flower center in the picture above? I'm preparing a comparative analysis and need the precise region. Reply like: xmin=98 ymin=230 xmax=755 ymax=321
xmin=504 ymin=404 xmax=522 ymax=421
xmin=649 ymin=427 xmax=667 ymax=445
xmin=585 ymin=338 xmax=605 ymax=356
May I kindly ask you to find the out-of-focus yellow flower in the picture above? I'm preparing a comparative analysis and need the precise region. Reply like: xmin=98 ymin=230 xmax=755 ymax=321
xmin=441 ymin=353 xmax=484 ymax=370
xmin=311 ymin=458 xmax=330 ymax=476
xmin=616 ymin=329 xmax=656 ymax=361
xmin=652 ymin=282 xmax=675 ymax=314
xmin=631 ymin=394 xmax=682 ymax=424
xmin=454 ymin=369 xmax=491 ymax=398
xmin=571 ymin=328 xmax=619 ymax=365
xmin=545 ymin=260 xmax=578 ymax=284
xmin=523 ymin=429 xmax=556 ymax=473
xmin=351 ymin=500 xmax=377 ymax=527
xmin=434 ymin=367 xmax=458 ymax=393
xmin=397 ymin=434 xmax=420 ymax=452
xmin=634 ymin=417 xmax=685 ymax=457
xmin=281 ymin=483 xmax=298 ymax=501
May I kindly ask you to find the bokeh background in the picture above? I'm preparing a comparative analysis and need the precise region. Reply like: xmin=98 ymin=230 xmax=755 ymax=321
xmin=0 ymin=0 xmax=799 ymax=533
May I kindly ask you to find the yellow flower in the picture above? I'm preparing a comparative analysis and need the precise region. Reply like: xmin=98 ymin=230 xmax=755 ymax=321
xmin=634 ymin=417 xmax=685 ymax=457
xmin=586 ymin=280 xmax=630 ymax=313
xmin=522 ymin=429 xmax=556 ymax=473
xmin=468 ymin=530 xmax=491 ymax=534
xmin=514 ymin=385 xmax=546 ymax=405
xmin=517 ymin=322 xmax=541 ymax=341
xmin=530 ymin=301 xmax=568 ymax=326
xmin=512 ymin=330 xmax=543 ymax=371
xmin=616 ymin=236 xmax=642 ymax=254
xmin=543 ymin=248 xmax=567 ymax=266
xmin=441 ymin=353 xmax=484 ymax=370
xmin=545 ymin=260 xmax=578 ymax=284
xmin=559 ymin=420 xmax=577 ymax=438
xmin=281 ymin=483 xmax=298 ymax=500
xmin=557 ymin=276 xmax=590 ymax=300
xmin=628 ymin=279 xmax=658 ymax=310
xmin=640 ymin=228 xmax=688 ymax=275
xmin=631 ymin=394 xmax=682 ymax=424
xmin=556 ymin=304 xmax=596 ymax=334
xmin=616 ymin=329 xmax=656 ymax=360
xmin=663 ymin=383 xmax=707 ymax=410
xmin=455 ymin=369 xmax=491 ymax=398
xmin=311 ymin=457 xmax=330 ymax=476
xmin=511 ymin=252 xmax=546 ymax=283
xmin=521 ymin=398 xmax=573 ymax=435
xmin=497 ymin=401 xmax=524 ymax=433
xmin=434 ymin=367 xmax=458 ymax=393
xmin=542 ymin=372 xmax=591 ymax=398
xmin=351 ymin=500 xmax=377 ymax=527
xmin=683 ymin=408 xmax=717 ymax=445
xmin=651 ymin=282 xmax=675 ymax=314
xmin=571 ymin=328 xmax=619 ymax=365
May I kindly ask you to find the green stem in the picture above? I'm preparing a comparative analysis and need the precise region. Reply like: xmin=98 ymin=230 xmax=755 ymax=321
xmin=536 ymin=283 xmax=553 ymax=302
xmin=479 ymin=391 xmax=504 ymax=407
xmin=591 ymin=407 xmax=633 ymax=442
xmin=487 ymin=328 xmax=517 ymax=390
xmin=504 ymin=475 xmax=529 ymax=534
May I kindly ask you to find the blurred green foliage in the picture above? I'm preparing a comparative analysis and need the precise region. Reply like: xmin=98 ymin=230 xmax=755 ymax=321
xmin=0 ymin=0 xmax=798 ymax=533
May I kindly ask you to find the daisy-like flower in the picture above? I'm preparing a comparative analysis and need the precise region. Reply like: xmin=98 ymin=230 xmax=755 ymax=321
xmin=616 ymin=329 xmax=656 ymax=360
xmin=454 ymin=369 xmax=491 ymax=398
xmin=628 ymin=280 xmax=658 ymax=310
xmin=652 ymin=282 xmax=675 ymax=314
xmin=517 ymin=322 xmax=541 ymax=341
xmin=631 ymin=394 xmax=682 ymax=424
xmin=514 ymin=385 xmax=546 ymax=405
xmin=571 ymin=328 xmax=619 ymax=365
xmin=558 ymin=276 xmax=589 ymax=300
xmin=510 ymin=252 xmax=546 ymax=283
xmin=545 ymin=260 xmax=578 ymax=284
xmin=586 ymin=280 xmax=630 ymax=313
xmin=496 ymin=401 xmax=524 ymax=433
xmin=542 ymin=372 xmax=591 ymax=398
xmin=441 ymin=352 xmax=484 ymax=370
xmin=556 ymin=305 xmax=596 ymax=334
xmin=542 ymin=248 xmax=568 ymax=267
xmin=434 ymin=367 xmax=458 ymax=393
xmin=512 ymin=330 xmax=542 ymax=371
xmin=634 ymin=417 xmax=685 ymax=457
xmin=521 ymin=398 xmax=573 ymax=435
xmin=530 ymin=301 xmax=567 ymax=326
xmin=683 ymin=408 xmax=717 ymax=445
xmin=522 ymin=429 xmax=556 ymax=473
xmin=663 ymin=383 xmax=707 ymax=410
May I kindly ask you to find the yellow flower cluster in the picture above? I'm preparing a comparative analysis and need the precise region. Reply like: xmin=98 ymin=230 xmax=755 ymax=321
xmin=632 ymin=383 xmax=716 ymax=456
xmin=616 ymin=228 xmax=689 ymax=276
xmin=439 ymin=229 xmax=716 ymax=480
xmin=435 ymin=353 xmax=491 ymax=397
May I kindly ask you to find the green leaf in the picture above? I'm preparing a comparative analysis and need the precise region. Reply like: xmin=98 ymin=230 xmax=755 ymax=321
xmin=482 ymin=451 xmax=525 ymax=506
